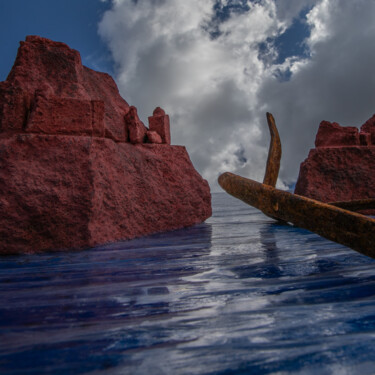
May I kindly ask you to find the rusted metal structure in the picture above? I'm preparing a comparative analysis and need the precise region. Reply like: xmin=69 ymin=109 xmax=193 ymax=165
xmin=218 ymin=113 xmax=375 ymax=259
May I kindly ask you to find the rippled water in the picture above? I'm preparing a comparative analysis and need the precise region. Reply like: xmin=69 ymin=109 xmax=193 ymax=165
xmin=1 ymin=192 xmax=375 ymax=374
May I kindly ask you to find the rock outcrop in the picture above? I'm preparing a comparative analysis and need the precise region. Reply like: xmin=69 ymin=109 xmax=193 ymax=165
xmin=295 ymin=116 xmax=375 ymax=207
xmin=0 ymin=36 xmax=211 ymax=254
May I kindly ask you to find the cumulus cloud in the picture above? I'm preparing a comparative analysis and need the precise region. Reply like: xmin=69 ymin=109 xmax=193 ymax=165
xmin=259 ymin=0 xmax=375 ymax=183
xmin=99 ymin=0 xmax=375 ymax=190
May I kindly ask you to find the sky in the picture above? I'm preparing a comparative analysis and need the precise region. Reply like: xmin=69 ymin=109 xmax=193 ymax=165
xmin=1 ymin=0 xmax=375 ymax=191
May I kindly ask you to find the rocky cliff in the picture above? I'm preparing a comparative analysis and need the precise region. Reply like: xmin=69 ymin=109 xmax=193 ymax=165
xmin=295 ymin=115 xmax=375 ymax=205
xmin=0 ymin=36 xmax=211 ymax=254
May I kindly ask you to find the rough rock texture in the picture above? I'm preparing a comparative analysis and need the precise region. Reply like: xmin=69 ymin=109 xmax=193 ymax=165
xmin=146 ymin=130 xmax=162 ymax=144
xmin=0 ymin=135 xmax=211 ymax=254
xmin=26 ymin=95 xmax=105 ymax=136
xmin=295 ymin=116 xmax=375 ymax=207
xmin=124 ymin=106 xmax=147 ymax=144
xmin=0 ymin=36 xmax=211 ymax=254
xmin=148 ymin=107 xmax=171 ymax=144
xmin=315 ymin=121 xmax=360 ymax=148
xmin=1 ymin=35 xmax=129 ymax=141
xmin=360 ymin=114 xmax=375 ymax=144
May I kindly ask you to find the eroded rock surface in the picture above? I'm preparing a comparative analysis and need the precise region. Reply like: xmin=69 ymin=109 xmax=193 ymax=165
xmin=0 ymin=36 xmax=211 ymax=254
xmin=295 ymin=116 xmax=375 ymax=205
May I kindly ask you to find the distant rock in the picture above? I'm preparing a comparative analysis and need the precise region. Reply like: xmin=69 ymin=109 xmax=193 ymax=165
xmin=0 ymin=36 xmax=211 ymax=254
xmin=295 ymin=116 xmax=375 ymax=207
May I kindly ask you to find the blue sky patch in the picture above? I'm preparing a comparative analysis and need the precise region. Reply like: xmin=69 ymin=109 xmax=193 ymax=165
xmin=273 ymin=10 xmax=311 ymax=64
xmin=0 ymin=0 xmax=113 ymax=81
xmin=258 ymin=7 xmax=311 ymax=81
xmin=204 ymin=0 xmax=251 ymax=39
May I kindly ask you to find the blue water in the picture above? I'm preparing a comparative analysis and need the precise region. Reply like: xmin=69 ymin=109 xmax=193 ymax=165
xmin=1 ymin=192 xmax=375 ymax=374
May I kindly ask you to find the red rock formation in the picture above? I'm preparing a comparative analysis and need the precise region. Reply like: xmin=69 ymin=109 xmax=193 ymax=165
xmin=1 ymin=36 xmax=129 ymax=141
xmin=295 ymin=116 xmax=375 ymax=209
xmin=0 ymin=36 xmax=211 ymax=254
xmin=26 ymin=95 xmax=105 ymax=136
xmin=360 ymin=114 xmax=375 ymax=145
xmin=146 ymin=130 xmax=162 ymax=144
xmin=148 ymin=107 xmax=171 ymax=144
xmin=124 ymin=106 xmax=147 ymax=144
xmin=315 ymin=121 xmax=360 ymax=147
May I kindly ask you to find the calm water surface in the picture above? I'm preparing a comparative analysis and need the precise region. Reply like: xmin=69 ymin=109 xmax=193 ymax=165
xmin=1 ymin=192 xmax=375 ymax=374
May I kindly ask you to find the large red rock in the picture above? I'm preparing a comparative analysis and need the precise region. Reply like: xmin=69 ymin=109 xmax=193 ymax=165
xmin=0 ymin=36 xmax=211 ymax=254
xmin=1 ymin=35 xmax=129 ymax=141
xmin=295 ymin=116 xmax=375 ymax=207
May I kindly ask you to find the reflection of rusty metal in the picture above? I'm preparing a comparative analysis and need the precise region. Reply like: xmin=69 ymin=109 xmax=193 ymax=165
xmin=218 ymin=113 xmax=375 ymax=259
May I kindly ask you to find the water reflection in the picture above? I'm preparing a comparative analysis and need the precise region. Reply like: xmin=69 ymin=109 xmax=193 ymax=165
xmin=0 ymin=223 xmax=213 ymax=374
xmin=2 ymin=193 xmax=375 ymax=374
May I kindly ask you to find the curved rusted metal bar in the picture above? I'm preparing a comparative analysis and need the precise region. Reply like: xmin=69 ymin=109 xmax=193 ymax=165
xmin=263 ymin=112 xmax=281 ymax=187
xmin=218 ymin=112 xmax=375 ymax=259
xmin=218 ymin=172 xmax=375 ymax=259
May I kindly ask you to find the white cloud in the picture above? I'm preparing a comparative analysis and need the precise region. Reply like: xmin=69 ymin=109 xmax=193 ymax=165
xmin=259 ymin=0 xmax=375 ymax=184
xmin=99 ymin=0 xmax=375 ymax=191
xmin=306 ymin=0 xmax=333 ymax=48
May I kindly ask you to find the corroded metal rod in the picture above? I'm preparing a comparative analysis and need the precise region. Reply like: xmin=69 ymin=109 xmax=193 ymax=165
xmin=218 ymin=112 xmax=375 ymax=259
xmin=263 ymin=112 xmax=281 ymax=187
xmin=218 ymin=172 xmax=375 ymax=259
xmin=330 ymin=199 xmax=375 ymax=212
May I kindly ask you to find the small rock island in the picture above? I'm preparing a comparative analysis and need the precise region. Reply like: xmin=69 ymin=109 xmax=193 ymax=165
xmin=295 ymin=115 xmax=375 ymax=205
xmin=0 ymin=36 xmax=211 ymax=254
